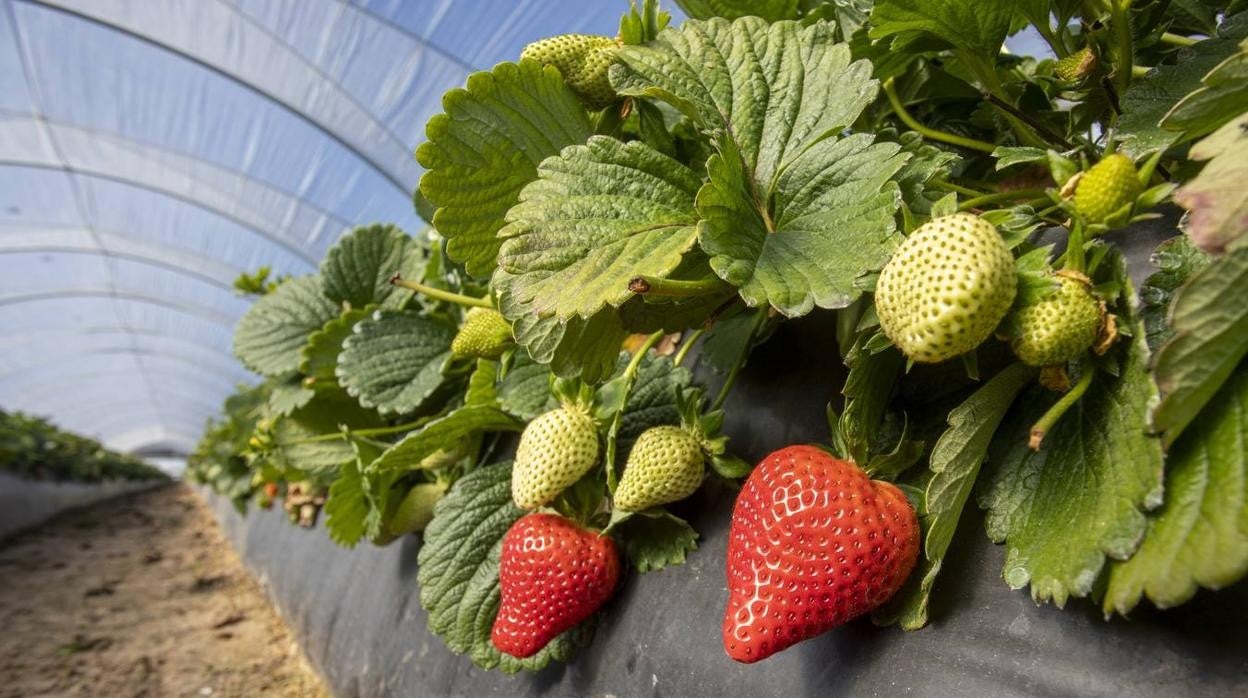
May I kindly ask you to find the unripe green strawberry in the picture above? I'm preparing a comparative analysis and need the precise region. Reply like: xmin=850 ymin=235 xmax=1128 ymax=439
xmin=875 ymin=213 xmax=1017 ymax=363
xmin=1010 ymin=275 xmax=1103 ymax=367
xmin=1074 ymin=154 xmax=1141 ymax=224
xmin=451 ymin=308 xmax=512 ymax=360
xmin=388 ymin=482 xmax=448 ymax=536
xmin=615 ymin=426 xmax=704 ymax=512
xmin=520 ymin=34 xmax=619 ymax=110
xmin=1055 ymin=47 xmax=1097 ymax=82
xmin=512 ymin=406 xmax=599 ymax=509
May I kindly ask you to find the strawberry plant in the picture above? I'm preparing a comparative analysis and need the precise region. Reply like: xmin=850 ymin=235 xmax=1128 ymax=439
xmin=1 ymin=409 xmax=168 ymax=484
xmin=192 ymin=0 xmax=1248 ymax=673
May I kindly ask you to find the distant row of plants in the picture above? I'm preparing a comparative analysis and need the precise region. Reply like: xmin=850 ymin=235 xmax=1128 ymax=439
xmin=0 ymin=409 xmax=169 ymax=483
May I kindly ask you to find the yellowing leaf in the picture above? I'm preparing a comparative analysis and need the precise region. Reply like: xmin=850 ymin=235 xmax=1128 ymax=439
xmin=1174 ymin=113 xmax=1248 ymax=256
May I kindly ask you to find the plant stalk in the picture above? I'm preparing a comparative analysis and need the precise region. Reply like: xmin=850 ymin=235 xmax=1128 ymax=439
xmin=629 ymin=275 xmax=725 ymax=298
xmin=673 ymin=328 xmax=705 ymax=367
xmin=1159 ymin=32 xmax=1197 ymax=47
xmin=1064 ymin=222 xmax=1087 ymax=273
xmin=883 ymin=78 xmax=997 ymax=154
xmin=710 ymin=308 xmax=767 ymax=412
xmin=959 ymin=188 xmax=1049 ymax=211
xmin=389 ymin=274 xmax=492 ymax=308
xmin=1108 ymin=0 xmax=1135 ymax=99
xmin=605 ymin=331 xmax=666 ymax=493
xmin=982 ymin=93 xmax=1076 ymax=150
xmin=1030 ymin=362 xmax=1095 ymax=449
xmin=293 ymin=416 xmax=443 ymax=444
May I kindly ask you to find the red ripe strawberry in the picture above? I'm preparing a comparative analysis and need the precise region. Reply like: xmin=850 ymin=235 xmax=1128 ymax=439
xmin=491 ymin=513 xmax=620 ymax=658
xmin=722 ymin=445 xmax=919 ymax=663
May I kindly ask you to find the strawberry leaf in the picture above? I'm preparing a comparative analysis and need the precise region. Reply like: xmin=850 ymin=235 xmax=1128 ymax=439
xmin=882 ymin=363 xmax=1034 ymax=629
xmin=869 ymin=0 xmax=1016 ymax=60
xmin=673 ymin=0 xmax=800 ymax=22
xmin=233 ymin=275 xmax=339 ymax=377
xmin=893 ymin=130 xmax=958 ymax=214
xmin=323 ymin=440 xmax=397 ymax=549
xmin=613 ymin=18 xmax=907 ymax=316
xmin=320 ymin=224 xmax=425 ymax=310
xmin=336 ymin=309 xmax=457 ymax=416
xmin=298 ymin=307 xmax=371 ymax=390
xmin=840 ymin=337 xmax=905 ymax=467
xmin=1106 ymin=365 xmax=1248 ymax=614
xmin=978 ymin=296 xmax=1164 ymax=606
xmin=497 ymin=354 xmax=556 ymax=421
xmin=611 ymin=509 xmax=699 ymax=573
xmin=1139 ymin=236 xmax=1210 ymax=353
xmin=465 ymin=359 xmax=500 ymax=408
xmin=268 ymin=375 xmax=315 ymax=417
xmin=618 ymin=353 xmax=691 ymax=447
xmin=1174 ymin=113 xmax=1248 ymax=256
xmin=497 ymin=277 xmax=629 ymax=382
xmin=1117 ymin=12 xmax=1248 ymax=156
xmin=496 ymin=136 xmax=703 ymax=319
xmin=1160 ymin=39 xmax=1248 ymax=145
xmin=416 ymin=61 xmax=593 ymax=278
xmin=992 ymin=146 xmax=1049 ymax=171
xmin=372 ymin=406 xmax=523 ymax=473
xmin=1151 ymin=246 xmax=1248 ymax=447
xmin=269 ymin=393 xmax=385 ymax=477
xmin=699 ymin=133 xmax=906 ymax=316
xmin=417 ymin=461 xmax=591 ymax=672
xmin=324 ymin=459 xmax=370 ymax=547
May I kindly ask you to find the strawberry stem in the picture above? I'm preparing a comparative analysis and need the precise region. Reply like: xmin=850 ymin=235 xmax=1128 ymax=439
xmin=1063 ymin=222 xmax=1087 ymax=273
xmin=626 ymin=331 xmax=665 ymax=382
xmin=932 ymin=180 xmax=988 ymax=198
xmin=673 ymin=328 xmax=705 ymax=367
xmin=628 ymin=275 xmax=726 ymax=298
xmin=883 ymin=78 xmax=997 ymax=154
xmin=958 ymin=188 xmax=1049 ymax=211
xmin=1029 ymin=361 xmax=1095 ymax=449
xmin=291 ymin=415 xmax=442 ymax=444
xmin=605 ymin=330 xmax=666 ymax=494
xmin=1158 ymin=31 xmax=1196 ymax=47
xmin=980 ymin=93 xmax=1076 ymax=151
xmin=710 ymin=308 xmax=768 ymax=412
xmin=389 ymin=274 xmax=493 ymax=309
xmin=1107 ymin=0 xmax=1135 ymax=101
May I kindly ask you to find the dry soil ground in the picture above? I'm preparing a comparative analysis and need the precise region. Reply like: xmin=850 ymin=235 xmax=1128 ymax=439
xmin=0 ymin=483 xmax=328 ymax=697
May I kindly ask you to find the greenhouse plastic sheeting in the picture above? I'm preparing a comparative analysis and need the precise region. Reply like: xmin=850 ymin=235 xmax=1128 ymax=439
xmin=0 ymin=0 xmax=638 ymax=454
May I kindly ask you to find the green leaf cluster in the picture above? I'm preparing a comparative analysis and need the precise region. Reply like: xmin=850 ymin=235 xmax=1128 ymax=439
xmin=197 ymin=0 xmax=1248 ymax=666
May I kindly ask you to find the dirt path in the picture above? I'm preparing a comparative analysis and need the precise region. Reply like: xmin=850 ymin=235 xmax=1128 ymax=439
xmin=0 ymin=483 xmax=327 ymax=697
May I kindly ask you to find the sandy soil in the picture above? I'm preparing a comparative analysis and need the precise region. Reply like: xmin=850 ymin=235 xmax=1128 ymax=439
xmin=0 ymin=483 xmax=327 ymax=697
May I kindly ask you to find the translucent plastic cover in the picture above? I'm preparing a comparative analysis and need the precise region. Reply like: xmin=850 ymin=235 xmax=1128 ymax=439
xmin=0 ymin=0 xmax=631 ymax=452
